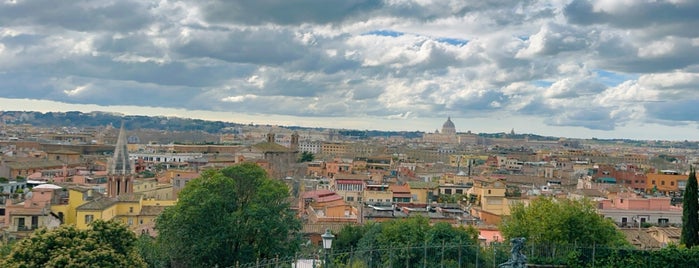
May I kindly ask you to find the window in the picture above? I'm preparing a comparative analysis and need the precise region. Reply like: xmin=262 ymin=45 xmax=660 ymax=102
xmin=128 ymin=218 xmax=133 ymax=226
xmin=456 ymin=189 xmax=463 ymax=194
xmin=445 ymin=189 xmax=452 ymax=195
xmin=346 ymin=196 xmax=354 ymax=202
xmin=85 ymin=215 xmax=94 ymax=224
xmin=661 ymin=181 xmax=665 ymax=186
xmin=129 ymin=207 xmax=133 ymax=213
xmin=488 ymin=190 xmax=492 ymax=194
xmin=671 ymin=181 xmax=675 ymax=186
xmin=652 ymin=180 xmax=656 ymax=185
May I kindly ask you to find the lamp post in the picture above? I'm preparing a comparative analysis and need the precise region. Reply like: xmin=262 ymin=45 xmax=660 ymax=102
xmin=321 ymin=229 xmax=335 ymax=268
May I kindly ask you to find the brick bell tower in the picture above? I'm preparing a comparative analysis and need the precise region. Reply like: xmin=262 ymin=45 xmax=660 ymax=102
xmin=107 ymin=122 xmax=134 ymax=197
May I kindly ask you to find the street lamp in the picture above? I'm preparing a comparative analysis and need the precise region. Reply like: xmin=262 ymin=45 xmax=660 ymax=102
xmin=321 ymin=229 xmax=335 ymax=268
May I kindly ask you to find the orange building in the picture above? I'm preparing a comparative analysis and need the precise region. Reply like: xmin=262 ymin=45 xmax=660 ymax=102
xmin=646 ymin=171 xmax=686 ymax=195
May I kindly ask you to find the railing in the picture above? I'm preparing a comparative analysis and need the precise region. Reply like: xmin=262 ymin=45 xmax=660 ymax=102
xmin=228 ymin=242 xmax=699 ymax=268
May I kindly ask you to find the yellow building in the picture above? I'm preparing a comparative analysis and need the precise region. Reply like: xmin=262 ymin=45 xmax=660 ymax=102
xmin=321 ymin=142 xmax=350 ymax=156
xmin=133 ymin=178 xmax=174 ymax=200
xmin=468 ymin=178 xmax=518 ymax=225
xmin=408 ymin=181 xmax=439 ymax=204
xmin=51 ymin=185 xmax=97 ymax=226
xmin=363 ymin=184 xmax=393 ymax=204
xmin=74 ymin=194 xmax=175 ymax=231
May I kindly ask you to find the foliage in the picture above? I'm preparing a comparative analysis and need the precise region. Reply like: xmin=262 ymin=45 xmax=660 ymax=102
xmin=134 ymin=235 xmax=168 ymax=268
xmin=0 ymin=220 xmax=146 ymax=268
xmin=139 ymin=170 xmax=156 ymax=178
xmin=0 ymin=240 xmax=14 ymax=259
xmin=299 ymin=151 xmax=315 ymax=162
xmin=332 ymin=216 xmax=482 ymax=268
xmin=682 ymin=166 xmax=699 ymax=248
xmin=156 ymin=163 xmax=301 ymax=267
xmin=500 ymin=197 xmax=628 ymax=248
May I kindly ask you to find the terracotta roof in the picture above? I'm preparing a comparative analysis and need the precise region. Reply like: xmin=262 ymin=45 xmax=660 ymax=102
xmin=316 ymin=195 xmax=342 ymax=203
xmin=389 ymin=184 xmax=411 ymax=194
xmin=301 ymin=189 xmax=335 ymax=199
xmin=619 ymin=228 xmax=663 ymax=249
xmin=251 ymin=142 xmax=292 ymax=152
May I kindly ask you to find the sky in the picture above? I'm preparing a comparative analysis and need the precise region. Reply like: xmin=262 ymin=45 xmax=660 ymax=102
xmin=1 ymin=0 xmax=698 ymax=141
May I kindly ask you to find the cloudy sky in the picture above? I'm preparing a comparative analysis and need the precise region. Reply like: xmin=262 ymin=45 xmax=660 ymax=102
xmin=1 ymin=0 xmax=698 ymax=140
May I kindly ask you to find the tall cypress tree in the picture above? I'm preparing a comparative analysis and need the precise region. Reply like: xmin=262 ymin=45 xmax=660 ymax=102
xmin=681 ymin=166 xmax=699 ymax=248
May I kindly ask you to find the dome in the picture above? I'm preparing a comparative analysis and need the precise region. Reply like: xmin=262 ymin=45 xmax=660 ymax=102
xmin=441 ymin=117 xmax=456 ymax=135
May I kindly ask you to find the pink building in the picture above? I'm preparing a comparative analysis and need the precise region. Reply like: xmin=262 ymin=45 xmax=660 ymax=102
xmin=597 ymin=192 xmax=682 ymax=227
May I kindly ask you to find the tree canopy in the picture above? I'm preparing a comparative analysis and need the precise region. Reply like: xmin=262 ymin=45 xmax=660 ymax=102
xmin=500 ymin=197 xmax=627 ymax=247
xmin=332 ymin=216 xmax=482 ymax=267
xmin=682 ymin=166 xmax=699 ymax=248
xmin=299 ymin=151 xmax=315 ymax=162
xmin=0 ymin=220 xmax=146 ymax=268
xmin=156 ymin=163 xmax=301 ymax=267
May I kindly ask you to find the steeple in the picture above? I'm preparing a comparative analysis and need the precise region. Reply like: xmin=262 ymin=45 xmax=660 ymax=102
xmin=109 ymin=121 xmax=132 ymax=175
xmin=107 ymin=121 xmax=134 ymax=197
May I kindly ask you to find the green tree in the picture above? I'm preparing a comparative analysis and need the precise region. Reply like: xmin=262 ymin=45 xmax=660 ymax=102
xmin=299 ymin=151 xmax=315 ymax=162
xmin=156 ymin=163 xmax=301 ymax=267
xmin=1 ymin=220 xmax=146 ymax=268
xmin=333 ymin=216 xmax=482 ymax=267
xmin=500 ymin=197 xmax=627 ymax=247
xmin=134 ymin=235 xmax=168 ymax=268
xmin=682 ymin=166 xmax=699 ymax=248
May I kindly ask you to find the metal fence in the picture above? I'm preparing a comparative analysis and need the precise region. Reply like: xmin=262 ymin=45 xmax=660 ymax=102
xmin=231 ymin=243 xmax=532 ymax=268
xmin=230 ymin=243 xmax=699 ymax=268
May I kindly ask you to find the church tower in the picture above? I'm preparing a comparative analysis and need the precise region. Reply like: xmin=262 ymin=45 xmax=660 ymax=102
xmin=266 ymin=131 xmax=276 ymax=143
xmin=290 ymin=131 xmax=300 ymax=150
xmin=107 ymin=122 xmax=134 ymax=197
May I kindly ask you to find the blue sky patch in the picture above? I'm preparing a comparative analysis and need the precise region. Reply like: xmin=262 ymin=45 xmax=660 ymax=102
xmin=594 ymin=69 xmax=639 ymax=87
xmin=531 ymin=80 xmax=553 ymax=87
xmin=435 ymin=37 xmax=468 ymax=46
xmin=364 ymin=30 xmax=404 ymax=37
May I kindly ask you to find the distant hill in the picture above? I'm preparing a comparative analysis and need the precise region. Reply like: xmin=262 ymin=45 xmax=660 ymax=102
xmin=2 ymin=111 xmax=696 ymax=148
xmin=0 ymin=111 xmax=239 ymax=133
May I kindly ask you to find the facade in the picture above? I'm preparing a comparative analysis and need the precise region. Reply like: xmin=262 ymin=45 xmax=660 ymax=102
xmin=646 ymin=171 xmax=685 ymax=195
xmin=598 ymin=193 xmax=682 ymax=227
xmin=2 ymin=184 xmax=66 ymax=239
xmin=333 ymin=179 xmax=365 ymax=204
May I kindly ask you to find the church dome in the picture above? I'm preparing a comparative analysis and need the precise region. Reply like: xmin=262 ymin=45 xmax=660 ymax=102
xmin=441 ymin=117 xmax=456 ymax=135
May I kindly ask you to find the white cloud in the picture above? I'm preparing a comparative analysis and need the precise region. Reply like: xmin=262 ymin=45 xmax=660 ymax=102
xmin=63 ymin=84 xmax=90 ymax=96
xmin=221 ymin=94 xmax=258 ymax=103
xmin=0 ymin=0 xmax=698 ymax=140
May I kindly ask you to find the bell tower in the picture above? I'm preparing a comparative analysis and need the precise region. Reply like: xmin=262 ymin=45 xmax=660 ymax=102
xmin=107 ymin=122 xmax=134 ymax=197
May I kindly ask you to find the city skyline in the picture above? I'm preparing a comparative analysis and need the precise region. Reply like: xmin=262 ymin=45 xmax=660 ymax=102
xmin=1 ymin=1 xmax=698 ymax=140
